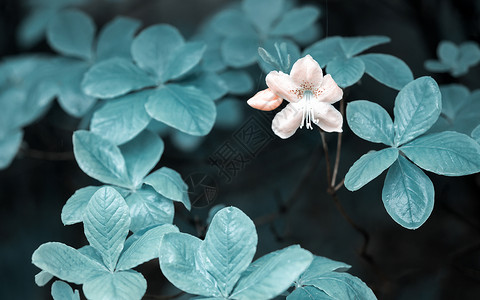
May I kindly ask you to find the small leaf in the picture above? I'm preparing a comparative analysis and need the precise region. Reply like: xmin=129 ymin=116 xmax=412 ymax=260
xmin=438 ymin=41 xmax=458 ymax=66
xmin=307 ymin=272 xmax=377 ymax=300
xmin=382 ymin=155 xmax=434 ymax=229
xmin=159 ymin=233 xmax=221 ymax=297
xmin=270 ymin=6 xmax=320 ymax=36
xmin=259 ymin=38 xmax=301 ymax=73
xmin=458 ymin=42 xmax=480 ymax=68
xmin=90 ymin=90 xmax=153 ymax=145
xmin=304 ymin=36 xmax=345 ymax=67
xmin=145 ymin=84 xmax=216 ymax=136
xmin=125 ymin=185 xmax=175 ymax=233
xmin=144 ymin=167 xmax=190 ymax=210
xmin=210 ymin=9 xmax=256 ymax=37
xmin=340 ymin=36 xmax=390 ymax=58
xmin=439 ymin=84 xmax=470 ymax=121
xmin=360 ymin=53 xmax=413 ymax=90
xmin=121 ymin=130 xmax=164 ymax=188
xmin=472 ymin=124 xmax=480 ymax=143
xmin=298 ymin=256 xmax=351 ymax=285
xmin=219 ymin=70 xmax=254 ymax=95
xmin=51 ymin=281 xmax=80 ymax=300
xmin=32 ymin=242 xmax=106 ymax=284
xmin=73 ymin=130 xmax=131 ymax=187
xmin=221 ymin=36 xmax=259 ymax=68
xmin=347 ymin=100 xmax=394 ymax=146
xmin=326 ymin=57 xmax=365 ymax=88
xmin=199 ymin=207 xmax=258 ymax=296
xmin=393 ymin=76 xmax=442 ymax=146
xmin=83 ymin=187 xmax=131 ymax=271
xmin=82 ymin=58 xmax=156 ymax=99
xmin=83 ymin=270 xmax=147 ymax=300
xmin=344 ymin=148 xmax=399 ymax=191
xmin=35 ymin=270 xmax=54 ymax=287
xmin=242 ymin=0 xmax=284 ymax=33
xmin=287 ymin=286 xmax=332 ymax=300
xmin=0 ymin=129 xmax=23 ymax=170
xmin=164 ymin=42 xmax=206 ymax=81
xmin=424 ymin=60 xmax=450 ymax=72
xmin=180 ymin=72 xmax=229 ymax=101
xmin=401 ymin=131 xmax=480 ymax=176
xmin=46 ymin=9 xmax=95 ymax=60
xmin=231 ymin=245 xmax=313 ymax=300
xmin=117 ymin=224 xmax=178 ymax=271
xmin=96 ymin=16 xmax=141 ymax=61
xmin=61 ymin=186 xmax=100 ymax=225
xmin=17 ymin=8 xmax=56 ymax=48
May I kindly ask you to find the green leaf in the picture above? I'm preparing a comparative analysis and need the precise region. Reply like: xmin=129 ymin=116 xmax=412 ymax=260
xmin=164 ymin=42 xmax=206 ymax=81
xmin=360 ymin=53 xmax=413 ymax=90
xmin=231 ymin=245 xmax=313 ymax=300
xmin=304 ymin=37 xmax=345 ymax=67
xmin=344 ymin=148 xmax=399 ymax=191
xmin=401 ymin=131 xmax=480 ymax=176
xmin=32 ymin=242 xmax=106 ymax=284
xmin=51 ymin=281 xmax=80 ymax=300
xmin=221 ymin=36 xmax=259 ymax=68
xmin=61 ymin=186 xmax=99 ymax=225
xmin=199 ymin=207 xmax=258 ymax=296
xmin=340 ymin=36 xmax=390 ymax=58
xmin=131 ymin=24 xmax=184 ymax=82
xmin=382 ymin=155 xmax=434 ymax=229
xmin=219 ymin=70 xmax=253 ymax=95
xmin=83 ymin=270 xmax=147 ymax=300
xmin=145 ymin=84 xmax=216 ymax=136
xmin=287 ymin=286 xmax=332 ymax=300
xmin=144 ymin=167 xmax=191 ymax=210
xmin=82 ymin=57 xmax=155 ymax=99
xmin=83 ymin=187 xmax=131 ymax=271
xmin=73 ymin=130 xmax=131 ymax=187
xmin=270 ymin=6 xmax=320 ymax=36
xmin=242 ymin=0 xmax=284 ymax=33
xmin=298 ymin=256 xmax=351 ymax=285
xmin=90 ymin=90 xmax=153 ymax=145
xmin=159 ymin=233 xmax=221 ymax=297
xmin=0 ymin=129 xmax=23 ymax=170
xmin=96 ymin=16 xmax=141 ymax=61
xmin=393 ymin=76 xmax=442 ymax=146
xmin=125 ymin=186 xmax=174 ymax=233
xmin=121 ymin=130 xmax=164 ymax=188
xmin=46 ymin=9 xmax=95 ymax=60
xmin=326 ymin=57 xmax=365 ymax=88
xmin=117 ymin=224 xmax=178 ymax=270
xmin=347 ymin=100 xmax=394 ymax=146
xmin=307 ymin=272 xmax=377 ymax=300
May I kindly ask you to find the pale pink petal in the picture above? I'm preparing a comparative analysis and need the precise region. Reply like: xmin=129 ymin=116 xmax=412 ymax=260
xmin=271 ymin=103 xmax=303 ymax=139
xmin=265 ymin=71 xmax=299 ymax=103
xmin=290 ymin=55 xmax=324 ymax=88
xmin=317 ymin=74 xmax=343 ymax=104
xmin=247 ymin=88 xmax=283 ymax=111
xmin=312 ymin=102 xmax=343 ymax=132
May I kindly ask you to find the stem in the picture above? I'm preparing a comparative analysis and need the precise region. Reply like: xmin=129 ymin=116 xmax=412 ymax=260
xmin=331 ymin=98 xmax=345 ymax=187
xmin=318 ymin=129 xmax=332 ymax=184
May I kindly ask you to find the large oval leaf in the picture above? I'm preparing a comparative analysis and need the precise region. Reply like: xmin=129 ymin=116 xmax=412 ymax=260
xmin=360 ymin=53 xmax=413 ymax=90
xmin=306 ymin=272 xmax=377 ymax=300
xmin=221 ymin=36 xmax=259 ymax=68
xmin=143 ymin=167 xmax=190 ymax=210
xmin=326 ymin=57 xmax=365 ymax=88
xmin=83 ymin=270 xmax=146 ymax=300
xmin=96 ymin=16 xmax=141 ymax=61
xmin=339 ymin=36 xmax=390 ymax=58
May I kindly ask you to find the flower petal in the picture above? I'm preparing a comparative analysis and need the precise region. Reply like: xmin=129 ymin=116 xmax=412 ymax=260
xmin=265 ymin=71 xmax=298 ymax=102
xmin=317 ymin=74 xmax=343 ymax=104
xmin=247 ymin=88 xmax=283 ymax=111
xmin=290 ymin=55 xmax=324 ymax=88
xmin=271 ymin=103 xmax=303 ymax=139
xmin=313 ymin=102 xmax=343 ymax=132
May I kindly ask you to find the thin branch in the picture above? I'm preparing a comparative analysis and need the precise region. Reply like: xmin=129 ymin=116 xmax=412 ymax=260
xmin=331 ymin=97 xmax=345 ymax=187
xmin=318 ymin=129 xmax=332 ymax=184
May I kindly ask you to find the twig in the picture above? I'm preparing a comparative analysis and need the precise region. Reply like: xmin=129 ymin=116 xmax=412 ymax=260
xmin=331 ymin=98 xmax=345 ymax=187
xmin=318 ymin=129 xmax=332 ymax=184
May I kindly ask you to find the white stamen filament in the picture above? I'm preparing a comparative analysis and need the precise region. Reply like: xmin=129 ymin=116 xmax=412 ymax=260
xmin=299 ymin=91 xmax=318 ymax=130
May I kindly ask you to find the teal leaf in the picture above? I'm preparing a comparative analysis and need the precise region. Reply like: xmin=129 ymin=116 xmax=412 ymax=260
xmin=171 ymin=131 xmax=204 ymax=152
xmin=180 ymin=72 xmax=229 ymax=101
xmin=472 ymin=125 xmax=480 ymax=143
xmin=438 ymin=41 xmax=458 ymax=66
xmin=221 ymin=36 xmax=259 ymax=68
xmin=78 ymin=245 xmax=105 ymax=265
xmin=164 ymin=42 xmax=206 ymax=81
xmin=298 ymin=256 xmax=351 ymax=285
xmin=270 ymin=6 xmax=320 ymax=36
xmin=340 ymin=36 xmax=390 ymax=58
xmin=344 ymin=148 xmax=399 ymax=191
xmin=83 ymin=270 xmax=147 ymax=300
xmin=359 ymin=53 xmax=413 ymax=90
xmin=307 ymin=272 xmax=377 ymax=300
xmin=219 ymin=70 xmax=253 ymax=95
xmin=259 ymin=38 xmax=301 ymax=73
xmin=35 ymin=270 xmax=54 ymax=287
xmin=83 ymin=187 xmax=131 ymax=271
xmin=401 ymin=131 xmax=480 ymax=176
xmin=346 ymin=100 xmax=394 ymax=146
xmin=117 ymin=224 xmax=178 ymax=271
xmin=90 ymin=90 xmax=153 ymax=145
xmin=424 ymin=60 xmax=450 ymax=72
xmin=145 ymin=84 xmax=216 ymax=136
xmin=17 ymin=8 xmax=56 ymax=48
xmin=287 ymin=286 xmax=332 ymax=300
xmin=382 ymin=155 xmax=434 ymax=229
xmin=125 ymin=185 xmax=174 ymax=232
xmin=82 ymin=57 xmax=155 ymax=99
xmin=458 ymin=42 xmax=480 ymax=68
xmin=32 ymin=242 xmax=106 ymax=284
xmin=211 ymin=9 xmax=256 ymax=37
xmin=61 ymin=186 xmax=100 ymax=225
xmin=46 ymin=9 xmax=95 ymax=60
xmin=51 ymin=281 xmax=80 ymax=300
xmin=73 ymin=130 xmax=131 ymax=187
xmin=439 ymin=84 xmax=470 ymax=121
xmin=231 ymin=245 xmax=313 ymax=300
xmin=216 ymin=98 xmax=244 ymax=129
xmin=159 ymin=233 xmax=221 ymax=297
xmin=144 ymin=167 xmax=190 ymax=210
xmin=131 ymin=24 xmax=184 ymax=82
xmin=453 ymin=96 xmax=480 ymax=134
xmin=96 ymin=16 xmax=141 ymax=61
xmin=242 ymin=0 xmax=284 ymax=33
xmin=199 ymin=207 xmax=258 ymax=296
xmin=121 ymin=130 xmax=164 ymax=188
xmin=326 ymin=57 xmax=365 ymax=88
xmin=0 ymin=129 xmax=23 ymax=170
xmin=393 ymin=76 xmax=442 ymax=146
xmin=304 ymin=37 xmax=345 ymax=67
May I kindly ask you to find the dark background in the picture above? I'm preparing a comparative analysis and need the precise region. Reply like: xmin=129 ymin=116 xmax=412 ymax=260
xmin=1 ymin=0 xmax=480 ymax=299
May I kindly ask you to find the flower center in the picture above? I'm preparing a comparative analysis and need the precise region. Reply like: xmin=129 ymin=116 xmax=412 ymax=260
xmin=299 ymin=90 xmax=318 ymax=130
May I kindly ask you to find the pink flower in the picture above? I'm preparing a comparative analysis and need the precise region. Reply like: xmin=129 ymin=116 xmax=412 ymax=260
xmin=247 ymin=55 xmax=344 ymax=139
